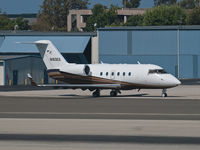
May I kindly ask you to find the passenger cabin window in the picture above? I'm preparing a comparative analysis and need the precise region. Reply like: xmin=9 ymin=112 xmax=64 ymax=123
xmin=100 ymin=72 xmax=103 ymax=76
xmin=123 ymin=72 xmax=125 ymax=76
xmin=106 ymin=72 xmax=108 ymax=76
xmin=111 ymin=72 xmax=114 ymax=76
xmin=128 ymin=72 xmax=131 ymax=76
xmin=117 ymin=72 xmax=120 ymax=76
xmin=149 ymin=69 xmax=167 ymax=74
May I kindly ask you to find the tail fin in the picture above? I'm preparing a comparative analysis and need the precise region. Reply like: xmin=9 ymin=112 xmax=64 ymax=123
xmin=34 ymin=40 xmax=68 ymax=69
xmin=18 ymin=40 xmax=68 ymax=69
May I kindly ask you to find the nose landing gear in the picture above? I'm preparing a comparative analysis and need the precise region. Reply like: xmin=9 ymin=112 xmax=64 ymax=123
xmin=162 ymin=89 xmax=167 ymax=97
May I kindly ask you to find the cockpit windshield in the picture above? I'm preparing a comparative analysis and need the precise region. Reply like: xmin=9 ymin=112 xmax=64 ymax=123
xmin=149 ymin=69 xmax=168 ymax=74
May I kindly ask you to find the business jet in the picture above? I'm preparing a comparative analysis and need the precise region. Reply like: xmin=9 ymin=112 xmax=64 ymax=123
xmin=21 ymin=40 xmax=181 ymax=97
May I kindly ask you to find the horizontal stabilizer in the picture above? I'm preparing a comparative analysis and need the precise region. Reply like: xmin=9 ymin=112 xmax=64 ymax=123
xmin=27 ymin=73 xmax=38 ymax=86
xmin=16 ymin=42 xmax=47 ymax=45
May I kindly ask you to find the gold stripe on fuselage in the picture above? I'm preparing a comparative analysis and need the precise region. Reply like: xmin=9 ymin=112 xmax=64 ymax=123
xmin=48 ymin=71 xmax=173 ymax=90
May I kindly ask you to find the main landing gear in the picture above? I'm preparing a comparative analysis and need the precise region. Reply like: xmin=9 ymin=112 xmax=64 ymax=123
xmin=110 ymin=90 xmax=117 ymax=97
xmin=92 ymin=89 xmax=100 ymax=97
xmin=110 ymin=90 xmax=121 ymax=97
xmin=92 ymin=89 xmax=121 ymax=97
xmin=162 ymin=89 xmax=167 ymax=97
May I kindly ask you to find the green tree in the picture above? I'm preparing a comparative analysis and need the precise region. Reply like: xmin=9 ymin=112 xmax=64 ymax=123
xmin=154 ymin=0 xmax=177 ymax=6
xmin=105 ymin=5 xmax=119 ymax=25
xmin=85 ymin=4 xmax=107 ymax=32
xmin=0 ymin=10 xmax=30 ymax=30
xmin=123 ymin=0 xmax=141 ymax=8
xmin=34 ymin=0 xmax=89 ymax=31
xmin=15 ymin=17 xmax=30 ymax=30
xmin=124 ymin=15 xmax=144 ymax=26
xmin=0 ymin=14 xmax=14 ymax=30
xmin=187 ymin=6 xmax=200 ymax=24
xmin=143 ymin=5 xmax=186 ymax=26
xmin=85 ymin=4 xmax=119 ymax=32
xmin=178 ymin=0 xmax=200 ymax=9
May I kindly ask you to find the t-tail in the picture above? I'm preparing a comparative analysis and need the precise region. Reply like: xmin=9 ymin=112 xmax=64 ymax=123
xmin=18 ymin=40 xmax=68 ymax=70
xmin=34 ymin=40 xmax=67 ymax=70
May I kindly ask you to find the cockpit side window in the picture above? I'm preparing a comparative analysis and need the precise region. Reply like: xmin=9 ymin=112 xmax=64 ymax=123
xmin=149 ymin=69 xmax=168 ymax=74
xmin=149 ymin=70 xmax=156 ymax=74
xmin=158 ymin=69 xmax=167 ymax=74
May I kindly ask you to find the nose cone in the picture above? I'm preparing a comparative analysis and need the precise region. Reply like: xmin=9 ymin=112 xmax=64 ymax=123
xmin=168 ymin=75 xmax=181 ymax=87
xmin=174 ymin=78 xmax=181 ymax=86
xmin=159 ymin=74 xmax=181 ymax=88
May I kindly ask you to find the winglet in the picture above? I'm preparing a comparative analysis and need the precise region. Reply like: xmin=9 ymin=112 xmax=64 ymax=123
xmin=27 ymin=73 xmax=38 ymax=86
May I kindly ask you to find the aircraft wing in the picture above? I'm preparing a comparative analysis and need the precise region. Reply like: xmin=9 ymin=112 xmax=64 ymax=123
xmin=37 ymin=84 xmax=121 ymax=89
xmin=27 ymin=73 xmax=121 ymax=89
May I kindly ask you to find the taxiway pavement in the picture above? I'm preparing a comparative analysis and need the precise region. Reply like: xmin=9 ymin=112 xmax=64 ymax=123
xmin=0 ymin=85 xmax=199 ymax=99
xmin=0 ymin=96 xmax=200 ymax=120
xmin=0 ymin=85 xmax=200 ymax=150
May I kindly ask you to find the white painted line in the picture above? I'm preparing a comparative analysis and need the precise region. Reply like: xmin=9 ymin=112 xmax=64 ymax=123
xmin=0 ymin=112 xmax=200 ymax=116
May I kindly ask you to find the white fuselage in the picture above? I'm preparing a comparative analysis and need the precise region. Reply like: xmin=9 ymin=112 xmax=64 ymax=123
xmin=58 ymin=63 xmax=181 ymax=89
xmin=24 ymin=40 xmax=181 ymax=97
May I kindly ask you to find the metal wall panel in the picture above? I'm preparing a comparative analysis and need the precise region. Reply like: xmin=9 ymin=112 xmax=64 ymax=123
xmin=99 ymin=55 xmax=177 ymax=76
xmin=0 ymin=61 xmax=4 ymax=85
xmin=180 ymin=30 xmax=200 ymax=55
xmin=0 ymin=36 xmax=5 ymax=47
xmin=99 ymin=28 xmax=200 ymax=79
xmin=179 ymin=55 xmax=193 ymax=78
xmin=132 ymin=30 xmax=177 ymax=55
xmin=198 ymin=56 xmax=200 ymax=78
xmin=6 ymin=57 xmax=31 ymax=85
xmin=99 ymin=31 xmax=127 ymax=55
xmin=5 ymin=57 xmax=56 ymax=85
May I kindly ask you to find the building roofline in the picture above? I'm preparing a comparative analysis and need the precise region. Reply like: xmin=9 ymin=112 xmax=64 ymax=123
xmin=98 ymin=25 xmax=200 ymax=31
xmin=7 ymin=13 xmax=37 ymax=18
xmin=0 ymin=31 xmax=97 ymax=36
xmin=0 ymin=55 xmax=41 ymax=61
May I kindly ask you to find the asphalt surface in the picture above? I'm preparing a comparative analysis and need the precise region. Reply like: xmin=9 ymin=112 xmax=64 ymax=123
xmin=0 ymin=96 xmax=200 ymax=120
xmin=0 ymin=92 xmax=200 ymax=150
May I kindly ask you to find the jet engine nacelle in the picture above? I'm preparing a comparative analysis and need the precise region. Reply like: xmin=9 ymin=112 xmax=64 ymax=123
xmin=84 ymin=65 xmax=90 ymax=75
xmin=60 ymin=64 xmax=90 ymax=76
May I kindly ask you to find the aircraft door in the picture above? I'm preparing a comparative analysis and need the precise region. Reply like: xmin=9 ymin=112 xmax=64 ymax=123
xmin=110 ymin=70 xmax=115 ymax=80
xmin=13 ymin=70 xmax=18 ymax=85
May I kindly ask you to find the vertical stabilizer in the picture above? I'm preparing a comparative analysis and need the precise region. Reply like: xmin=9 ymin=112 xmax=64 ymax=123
xmin=34 ymin=40 xmax=68 ymax=70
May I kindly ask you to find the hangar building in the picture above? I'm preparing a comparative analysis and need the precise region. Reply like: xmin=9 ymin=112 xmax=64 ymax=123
xmin=0 ymin=26 xmax=200 ymax=86
xmin=0 ymin=32 xmax=97 ymax=85
xmin=98 ymin=26 xmax=200 ymax=79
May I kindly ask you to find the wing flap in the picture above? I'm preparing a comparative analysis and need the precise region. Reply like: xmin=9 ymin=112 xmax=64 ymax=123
xmin=27 ymin=73 xmax=121 ymax=89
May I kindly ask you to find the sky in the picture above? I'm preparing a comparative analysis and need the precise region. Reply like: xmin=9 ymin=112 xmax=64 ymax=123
xmin=0 ymin=0 xmax=154 ymax=14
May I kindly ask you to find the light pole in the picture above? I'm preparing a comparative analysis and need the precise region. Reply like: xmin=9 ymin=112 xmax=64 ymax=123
xmin=177 ymin=28 xmax=180 ymax=79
